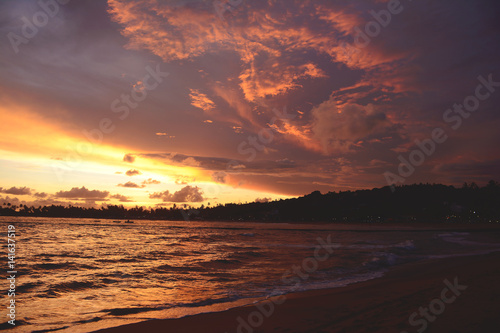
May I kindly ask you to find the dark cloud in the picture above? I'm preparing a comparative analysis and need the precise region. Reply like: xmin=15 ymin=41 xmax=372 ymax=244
xmin=312 ymin=102 xmax=392 ymax=153
xmin=54 ymin=187 xmax=109 ymax=200
xmin=149 ymin=185 xmax=204 ymax=202
xmin=117 ymin=181 xmax=145 ymax=188
xmin=110 ymin=194 xmax=133 ymax=202
xmin=123 ymin=154 xmax=136 ymax=163
xmin=211 ymin=171 xmax=227 ymax=184
xmin=125 ymin=169 xmax=142 ymax=176
xmin=0 ymin=195 xmax=75 ymax=208
xmin=142 ymin=178 xmax=161 ymax=185
xmin=34 ymin=192 xmax=48 ymax=198
xmin=0 ymin=186 xmax=32 ymax=195
xmin=140 ymin=152 xmax=298 ymax=174
xmin=433 ymin=158 xmax=500 ymax=182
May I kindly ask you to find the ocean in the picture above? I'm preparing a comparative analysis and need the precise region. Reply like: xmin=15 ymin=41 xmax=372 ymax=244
xmin=1 ymin=217 xmax=500 ymax=332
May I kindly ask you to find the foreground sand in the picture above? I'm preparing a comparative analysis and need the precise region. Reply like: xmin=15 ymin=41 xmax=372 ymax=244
xmin=94 ymin=251 xmax=500 ymax=333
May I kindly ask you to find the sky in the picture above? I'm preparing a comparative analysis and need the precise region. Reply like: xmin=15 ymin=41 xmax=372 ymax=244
xmin=1 ymin=0 xmax=500 ymax=209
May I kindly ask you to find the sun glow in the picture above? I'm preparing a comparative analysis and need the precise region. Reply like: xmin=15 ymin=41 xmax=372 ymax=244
xmin=0 ymin=103 xmax=288 ymax=207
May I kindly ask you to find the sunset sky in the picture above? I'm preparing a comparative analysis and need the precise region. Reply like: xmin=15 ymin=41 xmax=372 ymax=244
xmin=1 ymin=0 xmax=499 ymax=208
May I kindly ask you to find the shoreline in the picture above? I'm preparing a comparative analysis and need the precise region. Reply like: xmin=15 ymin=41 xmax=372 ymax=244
xmin=4 ymin=216 xmax=500 ymax=229
xmin=3 ymin=215 xmax=500 ymax=227
xmin=92 ymin=251 xmax=500 ymax=333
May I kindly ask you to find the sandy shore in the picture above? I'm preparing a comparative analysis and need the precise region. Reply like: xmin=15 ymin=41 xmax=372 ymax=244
xmin=93 ymin=251 xmax=500 ymax=333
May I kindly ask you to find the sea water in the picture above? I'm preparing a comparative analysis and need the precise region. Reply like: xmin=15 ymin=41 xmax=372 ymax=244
xmin=1 ymin=217 xmax=499 ymax=332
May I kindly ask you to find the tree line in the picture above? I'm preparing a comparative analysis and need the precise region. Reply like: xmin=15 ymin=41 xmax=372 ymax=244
xmin=1 ymin=181 xmax=499 ymax=223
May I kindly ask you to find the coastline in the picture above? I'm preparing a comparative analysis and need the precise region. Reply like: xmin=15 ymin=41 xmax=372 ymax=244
xmin=92 ymin=251 xmax=500 ymax=333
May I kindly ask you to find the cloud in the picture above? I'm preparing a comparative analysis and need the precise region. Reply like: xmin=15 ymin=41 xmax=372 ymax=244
xmin=175 ymin=176 xmax=195 ymax=185
xmin=142 ymin=178 xmax=161 ymax=185
xmin=275 ymin=159 xmax=295 ymax=166
xmin=311 ymin=101 xmax=391 ymax=154
xmin=181 ymin=157 xmax=201 ymax=167
xmin=210 ymin=84 xmax=256 ymax=126
xmin=106 ymin=0 xmax=410 ymax=157
xmin=110 ymin=194 xmax=133 ymax=202
xmin=0 ymin=186 xmax=32 ymax=195
xmin=140 ymin=152 xmax=300 ymax=176
xmin=117 ymin=181 xmax=145 ymax=188
xmin=34 ymin=192 xmax=48 ymax=198
xmin=149 ymin=185 xmax=204 ymax=202
xmin=189 ymin=89 xmax=216 ymax=113
xmin=123 ymin=154 xmax=136 ymax=163
xmin=0 ymin=195 xmax=79 ymax=209
xmin=232 ymin=126 xmax=243 ymax=134
xmin=55 ymin=186 xmax=109 ymax=200
xmin=125 ymin=169 xmax=142 ymax=176
xmin=269 ymin=120 xmax=321 ymax=153
xmin=239 ymin=63 xmax=327 ymax=103
xmin=108 ymin=0 xmax=222 ymax=61
xmin=156 ymin=133 xmax=175 ymax=138
xmin=369 ymin=159 xmax=390 ymax=167
xmin=107 ymin=0 xmax=343 ymax=105
xmin=211 ymin=171 xmax=227 ymax=184
xmin=432 ymin=158 xmax=500 ymax=183
xmin=2 ymin=0 xmax=497 ymax=200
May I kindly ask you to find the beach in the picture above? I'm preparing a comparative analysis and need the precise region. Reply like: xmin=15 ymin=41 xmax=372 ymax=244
xmin=95 ymin=251 xmax=500 ymax=333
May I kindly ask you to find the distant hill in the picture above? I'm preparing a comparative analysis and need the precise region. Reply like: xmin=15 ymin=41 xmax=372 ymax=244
xmin=1 ymin=181 xmax=499 ymax=223
xmin=193 ymin=181 xmax=500 ymax=223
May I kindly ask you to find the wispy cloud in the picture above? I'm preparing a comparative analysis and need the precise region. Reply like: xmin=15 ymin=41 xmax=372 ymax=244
xmin=189 ymin=89 xmax=216 ymax=113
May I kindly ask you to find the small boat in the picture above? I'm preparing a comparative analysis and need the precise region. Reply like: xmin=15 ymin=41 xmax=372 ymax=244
xmin=113 ymin=220 xmax=122 ymax=223
xmin=125 ymin=220 xmax=134 ymax=223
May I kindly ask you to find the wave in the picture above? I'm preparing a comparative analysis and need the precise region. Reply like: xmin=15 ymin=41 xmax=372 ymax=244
xmin=0 ymin=319 xmax=30 ymax=330
xmin=76 ymin=316 xmax=102 ymax=324
xmin=266 ymin=271 xmax=387 ymax=297
xmin=155 ymin=263 xmax=206 ymax=272
xmin=103 ymin=307 xmax=159 ymax=316
xmin=197 ymin=259 xmax=243 ymax=269
xmin=100 ymin=258 xmax=137 ymax=263
xmin=231 ymin=250 xmax=264 ymax=259
xmin=28 ymin=262 xmax=95 ymax=274
xmin=35 ymin=262 xmax=70 ymax=270
xmin=363 ymin=253 xmax=400 ymax=268
xmin=176 ymin=295 xmax=242 ymax=308
xmin=17 ymin=281 xmax=44 ymax=293
xmin=42 ymin=281 xmax=102 ymax=298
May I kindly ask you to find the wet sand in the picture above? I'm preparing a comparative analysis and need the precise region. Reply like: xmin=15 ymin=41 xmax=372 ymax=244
xmin=94 ymin=251 xmax=500 ymax=333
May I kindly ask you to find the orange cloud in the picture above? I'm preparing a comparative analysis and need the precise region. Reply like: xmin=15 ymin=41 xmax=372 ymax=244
xmin=239 ymin=63 xmax=327 ymax=103
xmin=269 ymin=121 xmax=322 ymax=153
xmin=210 ymin=83 xmax=255 ymax=126
xmin=189 ymin=89 xmax=216 ymax=113
xmin=107 ymin=1 xmax=343 ymax=106
xmin=107 ymin=0 xmax=226 ymax=61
